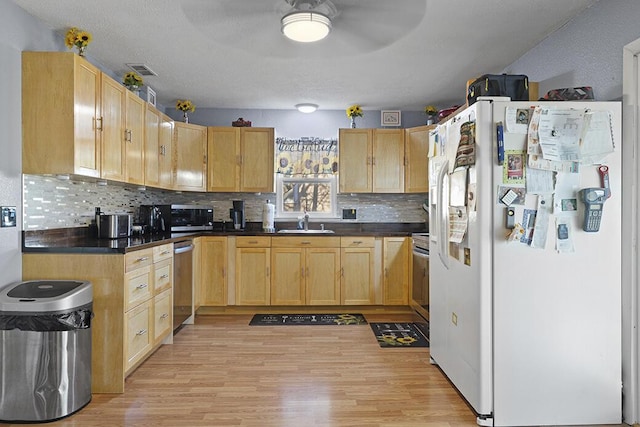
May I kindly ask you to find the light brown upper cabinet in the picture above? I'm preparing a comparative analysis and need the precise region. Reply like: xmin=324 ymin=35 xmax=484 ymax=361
xmin=207 ymin=127 xmax=275 ymax=193
xmin=23 ymin=51 xmax=145 ymax=185
xmin=404 ymin=125 xmax=433 ymax=193
xmin=144 ymin=105 xmax=174 ymax=189
xmin=124 ymin=91 xmax=146 ymax=185
xmin=174 ymin=122 xmax=207 ymax=192
xmin=338 ymin=128 xmax=404 ymax=193
xmin=22 ymin=52 xmax=102 ymax=178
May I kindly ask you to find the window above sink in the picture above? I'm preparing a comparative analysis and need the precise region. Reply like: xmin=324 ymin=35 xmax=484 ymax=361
xmin=275 ymin=174 xmax=338 ymax=220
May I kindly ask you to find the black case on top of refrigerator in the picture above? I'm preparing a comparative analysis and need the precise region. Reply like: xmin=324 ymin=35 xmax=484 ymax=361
xmin=467 ymin=74 xmax=529 ymax=105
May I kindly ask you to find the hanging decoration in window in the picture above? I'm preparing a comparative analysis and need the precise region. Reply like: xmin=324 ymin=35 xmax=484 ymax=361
xmin=275 ymin=137 xmax=338 ymax=175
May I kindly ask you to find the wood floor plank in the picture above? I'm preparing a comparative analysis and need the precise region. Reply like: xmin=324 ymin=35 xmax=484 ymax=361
xmin=9 ymin=314 xmax=624 ymax=427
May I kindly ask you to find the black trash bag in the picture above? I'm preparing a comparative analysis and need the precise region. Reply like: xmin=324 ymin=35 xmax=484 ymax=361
xmin=0 ymin=304 xmax=93 ymax=332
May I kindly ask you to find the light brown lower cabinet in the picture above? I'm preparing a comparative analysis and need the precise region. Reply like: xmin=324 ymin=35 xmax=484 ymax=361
xmin=383 ymin=237 xmax=410 ymax=305
xmin=199 ymin=236 xmax=228 ymax=306
xmin=270 ymin=236 xmax=341 ymax=306
xmin=22 ymin=243 xmax=174 ymax=394
xmin=235 ymin=236 xmax=272 ymax=305
xmin=340 ymin=237 xmax=376 ymax=305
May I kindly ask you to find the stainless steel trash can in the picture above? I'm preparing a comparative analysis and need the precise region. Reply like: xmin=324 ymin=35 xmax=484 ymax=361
xmin=0 ymin=280 xmax=93 ymax=423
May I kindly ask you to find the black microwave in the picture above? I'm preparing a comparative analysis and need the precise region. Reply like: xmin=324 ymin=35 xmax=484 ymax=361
xmin=140 ymin=204 xmax=214 ymax=232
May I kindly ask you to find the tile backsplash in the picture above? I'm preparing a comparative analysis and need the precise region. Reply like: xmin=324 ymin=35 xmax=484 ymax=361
xmin=23 ymin=174 xmax=428 ymax=229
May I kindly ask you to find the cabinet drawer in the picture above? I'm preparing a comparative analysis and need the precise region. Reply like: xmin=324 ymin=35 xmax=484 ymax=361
xmin=154 ymin=289 xmax=172 ymax=343
xmin=341 ymin=236 xmax=376 ymax=248
xmin=125 ymin=300 xmax=153 ymax=371
xmin=272 ymin=236 xmax=340 ymax=248
xmin=153 ymin=243 xmax=173 ymax=262
xmin=125 ymin=248 xmax=153 ymax=272
xmin=125 ymin=265 xmax=152 ymax=310
xmin=236 ymin=236 xmax=271 ymax=247
xmin=153 ymin=258 xmax=172 ymax=294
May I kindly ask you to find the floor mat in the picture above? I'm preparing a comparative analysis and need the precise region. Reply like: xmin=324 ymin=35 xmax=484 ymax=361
xmin=249 ymin=313 xmax=367 ymax=325
xmin=369 ymin=322 xmax=429 ymax=347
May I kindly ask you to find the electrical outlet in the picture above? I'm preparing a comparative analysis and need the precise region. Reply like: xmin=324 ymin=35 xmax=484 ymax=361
xmin=342 ymin=208 xmax=356 ymax=220
xmin=1 ymin=206 xmax=16 ymax=227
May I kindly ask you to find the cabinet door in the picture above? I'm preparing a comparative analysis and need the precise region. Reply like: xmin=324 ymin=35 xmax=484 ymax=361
xmin=74 ymin=56 xmax=102 ymax=177
xmin=101 ymin=75 xmax=126 ymax=181
xmin=207 ymin=127 xmax=239 ymax=192
xmin=240 ymin=127 xmax=274 ymax=192
xmin=306 ymin=248 xmax=341 ymax=305
xmin=373 ymin=129 xmax=404 ymax=193
xmin=153 ymin=258 xmax=172 ymax=295
xmin=144 ymin=105 xmax=161 ymax=187
xmin=125 ymin=92 xmax=145 ymax=185
xmin=383 ymin=237 xmax=410 ymax=305
xmin=404 ymin=125 xmax=432 ymax=193
xmin=341 ymin=247 xmax=375 ymax=305
xmin=200 ymin=237 xmax=228 ymax=306
xmin=174 ymin=122 xmax=207 ymax=191
xmin=236 ymin=247 xmax=271 ymax=305
xmin=153 ymin=289 xmax=172 ymax=345
xmin=339 ymin=129 xmax=372 ymax=193
xmin=158 ymin=114 xmax=174 ymax=188
xmin=271 ymin=247 xmax=305 ymax=305
xmin=125 ymin=300 xmax=153 ymax=372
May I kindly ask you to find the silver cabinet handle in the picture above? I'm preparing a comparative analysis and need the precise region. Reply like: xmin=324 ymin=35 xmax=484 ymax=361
xmin=136 ymin=256 xmax=149 ymax=263
xmin=160 ymin=313 xmax=169 ymax=319
xmin=135 ymin=283 xmax=148 ymax=290
xmin=136 ymin=329 xmax=148 ymax=336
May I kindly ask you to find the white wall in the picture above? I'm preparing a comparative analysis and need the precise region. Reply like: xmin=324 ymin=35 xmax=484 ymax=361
xmin=0 ymin=0 xmax=63 ymax=288
xmin=504 ymin=0 xmax=640 ymax=101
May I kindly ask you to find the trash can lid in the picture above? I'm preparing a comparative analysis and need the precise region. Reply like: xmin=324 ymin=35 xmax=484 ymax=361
xmin=0 ymin=280 xmax=92 ymax=313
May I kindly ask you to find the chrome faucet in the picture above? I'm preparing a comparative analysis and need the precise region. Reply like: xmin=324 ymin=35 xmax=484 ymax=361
xmin=303 ymin=210 xmax=309 ymax=231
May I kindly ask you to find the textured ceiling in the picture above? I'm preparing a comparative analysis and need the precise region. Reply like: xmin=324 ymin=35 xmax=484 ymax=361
xmin=12 ymin=0 xmax=597 ymax=111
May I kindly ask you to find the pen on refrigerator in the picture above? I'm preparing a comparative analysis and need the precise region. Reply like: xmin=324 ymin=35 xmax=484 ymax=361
xmin=496 ymin=121 xmax=504 ymax=165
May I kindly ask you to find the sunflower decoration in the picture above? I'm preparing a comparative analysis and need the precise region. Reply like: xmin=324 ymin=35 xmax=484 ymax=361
xmin=176 ymin=100 xmax=196 ymax=113
xmin=276 ymin=152 xmax=293 ymax=174
xmin=332 ymin=314 xmax=366 ymax=325
xmin=122 ymin=72 xmax=144 ymax=91
xmin=424 ymin=105 xmax=438 ymax=116
xmin=64 ymin=27 xmax=92 ymax=56
xmin=346 ymin=104 xmax=363 ymax=118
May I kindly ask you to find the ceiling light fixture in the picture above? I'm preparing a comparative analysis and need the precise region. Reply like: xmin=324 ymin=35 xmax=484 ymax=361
xmin=282 ymin=11 xmax=331 ymax=43
xmin=296 ymin=103 xmax=318 ymax=113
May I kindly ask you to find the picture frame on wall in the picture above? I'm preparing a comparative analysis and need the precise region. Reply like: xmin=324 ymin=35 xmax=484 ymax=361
xmin=147 ymin=87 xmax=157 ymax=107
xmin=381 ymin=110 xmax=401 ymax=127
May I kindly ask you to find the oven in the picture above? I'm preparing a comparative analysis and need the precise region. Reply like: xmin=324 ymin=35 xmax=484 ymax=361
xmin=410 ymin=233 xmax=429 ymax=321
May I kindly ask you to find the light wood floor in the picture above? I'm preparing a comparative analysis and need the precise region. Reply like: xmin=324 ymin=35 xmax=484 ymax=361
xmin=10 ymin=312 xmax=619 ymax=427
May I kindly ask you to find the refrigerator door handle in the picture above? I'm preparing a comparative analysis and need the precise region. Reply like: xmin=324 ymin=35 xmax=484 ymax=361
xmin=437 ymin=159 xmax=450 ymax=270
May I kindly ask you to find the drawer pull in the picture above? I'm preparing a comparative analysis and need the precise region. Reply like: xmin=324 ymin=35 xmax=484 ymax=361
xmin=352 ymin=241 xmax=363 ymax=244
xmin=159 ymin=274 xmax=169 ymax=279
xmin=136 ymin=256 xmax=149 ymax=263
xmin=301 ymin=241 xmax=311 ymax=245
xmin=135 ymin=283 xmax=148 ymax=290
xmin=136 ymin=329 xmax=148 ymax=336
xmin=160 ymin=313 xmax=169 ymax=319
xmin=248 ymin=240 xmax=259 ymax=244
xmin=161 ymin=250 xmax=171 ymax=255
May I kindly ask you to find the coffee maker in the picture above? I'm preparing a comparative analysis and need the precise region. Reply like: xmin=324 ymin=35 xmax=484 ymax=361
xmin=230 ymin=200 xmax=245 ymax=230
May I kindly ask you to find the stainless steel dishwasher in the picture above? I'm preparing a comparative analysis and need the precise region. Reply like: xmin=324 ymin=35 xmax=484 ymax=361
xmin=173 ymin=239 xmax=194 ymax=332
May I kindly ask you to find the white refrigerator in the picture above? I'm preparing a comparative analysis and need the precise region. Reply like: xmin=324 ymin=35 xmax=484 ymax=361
xmin=428 ymin=99 xmax=622 ymax=426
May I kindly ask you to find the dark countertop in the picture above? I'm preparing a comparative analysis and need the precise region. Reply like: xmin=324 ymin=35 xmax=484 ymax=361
xmin=22 ymin=221 xmax=427 ymax=254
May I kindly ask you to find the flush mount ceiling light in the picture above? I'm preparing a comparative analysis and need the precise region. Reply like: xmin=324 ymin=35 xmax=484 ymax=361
xmin=296 ymin=103 xmax=318 ymax=113
xmin=282 ymin=11 xmax=331 ymax=43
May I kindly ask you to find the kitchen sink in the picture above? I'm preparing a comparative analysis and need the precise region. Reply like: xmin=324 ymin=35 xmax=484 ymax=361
xmin=276 ymin=229 xmax=335 ymax=234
